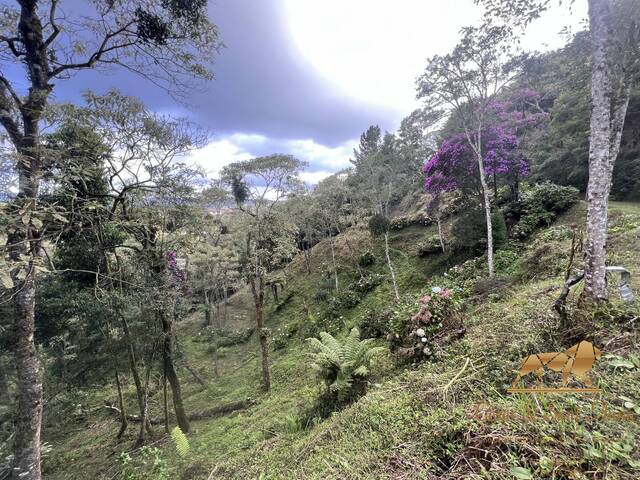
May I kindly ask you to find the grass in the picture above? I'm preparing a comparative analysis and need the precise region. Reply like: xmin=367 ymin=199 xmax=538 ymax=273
xmin=40 ymin=200 xmax=640 ymax=479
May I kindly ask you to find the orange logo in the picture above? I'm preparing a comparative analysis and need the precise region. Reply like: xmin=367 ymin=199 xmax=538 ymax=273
xmin=507 ymin=341 xmax=603 ymax=393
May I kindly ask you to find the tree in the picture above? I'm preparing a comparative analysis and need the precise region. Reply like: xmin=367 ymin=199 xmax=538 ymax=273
xmin=0 ymin=1 xmax=219 ymax=476
xmin=222 ymin=155 xmax=304 ymax=391
xmin=417 ymin=25 xmax=523 ymax=277
xmin=93 ymin=92 xmax=204 ymax=438
xmin=477 ymin=0 xmax=640 ymax=298
xmin=38 ymin=92 xmax=203 ymax=444
xmin=583 ymin=0 xmax=640 ymax=300
xmin=423 ymin=125 xmax=528 ymax=200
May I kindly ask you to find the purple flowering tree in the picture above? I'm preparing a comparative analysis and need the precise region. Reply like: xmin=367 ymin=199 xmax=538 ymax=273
xmin=418 ymin=25 xmax=526 ymax=276
xmin=423 ymin=124 xmax=529 ymax=200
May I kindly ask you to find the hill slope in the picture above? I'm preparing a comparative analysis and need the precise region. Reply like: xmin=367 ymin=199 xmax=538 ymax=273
xmin=43 ymin=201 xmax=640 ymax=480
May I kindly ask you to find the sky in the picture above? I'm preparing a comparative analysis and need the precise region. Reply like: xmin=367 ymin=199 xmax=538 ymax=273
xmin=47 ymin=0 xmax=588 ymax=184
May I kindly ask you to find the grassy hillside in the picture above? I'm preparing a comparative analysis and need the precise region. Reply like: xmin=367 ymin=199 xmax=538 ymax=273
xmin=43 ymin=201 xmax=640 ymax=480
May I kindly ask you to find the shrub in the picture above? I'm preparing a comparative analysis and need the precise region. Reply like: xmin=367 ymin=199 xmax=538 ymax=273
xmin=512 ymin=183 xmax=579 ymax=239
xmin=368 ymin=213 xmax=390 ymax=237
xmin=451 ymin=208 xmax=507 ymax=251
xmin=358 ymin=250 xmax=376 ymax=268
xmin=353 ymin=273 xmax=383 ymax=293
xmin=325 ymin=288 xmax=361 ymax=316
xmin=493 ymin=248 xmax=522 ymax=277
xmin=358 ymin=307 xmax=391 ymax=339
xmin=270 ymin=323 xmax=298 ymax=350
xmin=314 ymin=275 xmax=335 ymax=303
xmin=306 ymin=327 xmax=385 ymax=416
xmin=388 ymin=287 xmax=463 ymax=362
xmin=416 ymin=235 xmax=443 ymax=256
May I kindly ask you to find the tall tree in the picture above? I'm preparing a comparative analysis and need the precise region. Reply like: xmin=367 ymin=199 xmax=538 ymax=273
xmin=417 ymin=25 xmax=522 ymax=277
xmin=222 ymin=155 xmax=304 ymax=391
xmin=0 ymin=2 xmax=218 ymax=475
xmin=479 ymin=0 xmax=640 ymax=298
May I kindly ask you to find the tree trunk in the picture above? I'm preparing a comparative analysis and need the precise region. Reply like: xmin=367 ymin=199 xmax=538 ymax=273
xmin=384 ymin=232 xmax=400 ymax=301
xmin=159 ymin=311 xmax=190 ymax=433
xmin=163 ymin=373 xmax=169 ymax=434
xmin=212 ymin=339 xmax=220 ymax=379
xmin=11 ymin=204 xmax=43 ymax=480
xmin=477 ymin=153 xmax=494 ymax=278
xmin=118 ymin=312 xmax=152 ymax=444
xmin=250 ymin=276 xmax=270 ymax=391
xmin=0 ymin=356 xmax=9 ymax=402
xmin=2 ymin=3 xmax=52 ymax=474
xmin=223 ymin=288 xmax=228 ymax=327
xmin=115 ymin=370 xmax=128 ymax=439
xmin=204 ymin=291 xmax=212 ymax=326
xmin=303 ymin=244 xmax=312 ymax=274
xmin=584 ymin=0 xmax=614 ymax=301
xmin=493 ymin=171 xmax=498 ymax=200
xmin=134 ymin=363 xmax=154 ymax=449
xmin=436 ymin=216 xmax=446 ymax=253
xmin=328 ymin=234 xmax=339 ymax=292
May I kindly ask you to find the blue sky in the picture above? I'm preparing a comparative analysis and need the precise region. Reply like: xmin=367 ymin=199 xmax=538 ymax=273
xmin=38 ymin=0 xmax=587 ymax=184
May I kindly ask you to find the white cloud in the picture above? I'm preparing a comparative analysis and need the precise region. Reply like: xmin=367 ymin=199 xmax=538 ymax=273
xmin=300 ymin=170 xmax=334 ymax=184
xmin=187 ymin=133 xmax=357 ymax=184
xmin=285 ymin=138 xmax=354 ymax=170
xmin=187 ymin=137 xmax=253 ymax=177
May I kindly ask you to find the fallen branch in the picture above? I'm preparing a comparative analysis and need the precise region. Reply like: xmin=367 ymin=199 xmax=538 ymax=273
xmin=103 ymin=397 xmax=257 ymax=424
xmin=181 ymin=362 xmax=207 ymax=387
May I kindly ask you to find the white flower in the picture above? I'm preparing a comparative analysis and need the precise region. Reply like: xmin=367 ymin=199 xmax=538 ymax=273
xmin=431 ymin=286 xmax=442 ymax=294
xmin=416 ymin=328 xmax=426 ymax=337
xmin=423 ymin=347 xmax=431 ymax=355
xmin=421 ymin=337 xmax=427 ymax=343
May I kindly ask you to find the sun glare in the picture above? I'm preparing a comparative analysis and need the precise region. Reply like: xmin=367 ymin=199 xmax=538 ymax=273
xmin=282 ymin=0 xmax=587 ymax=112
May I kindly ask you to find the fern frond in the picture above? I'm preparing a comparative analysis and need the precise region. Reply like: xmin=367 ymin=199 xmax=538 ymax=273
xmin=353 ymin=365 xmax=369 ymax=377
xmin=171 ymin=426 xmax=190 ymax=458
xmin=319 ymin=331 xmax=342 ymax=353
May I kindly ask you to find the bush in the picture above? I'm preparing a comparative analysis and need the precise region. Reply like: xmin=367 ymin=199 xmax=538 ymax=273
xmin=451 ymin=208 xmax=507 ymax=251
xmin=493 ymin=248 xmax=522 ymax=277
xmin=270 ymin=323 xmax=298 ymax=350
xmin=388 ymin=287 xmax=463 ymax=362
xmin=358 ymin=250 xmax=376 ymax=268
xmin=358 ymin=307 xmax=391 ymax=339
xmin=314 ymin=275 xmax=335 ymax=302
xmin=325 ymin=288 xmax=361 ymax=315
xmin=368 ymin=213 xmax=390 ymax=237
xmin=353 ymin=273 xmax=383 ymax=293
xmin=512 ymin=183 xmax=579 ymax=239
xmin=416 ymin=235 xmax=443 ymax=256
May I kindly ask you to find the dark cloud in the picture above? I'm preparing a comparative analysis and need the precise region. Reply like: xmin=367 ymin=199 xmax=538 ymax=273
xmin=44 ymin=0 xmax=396 ymax=147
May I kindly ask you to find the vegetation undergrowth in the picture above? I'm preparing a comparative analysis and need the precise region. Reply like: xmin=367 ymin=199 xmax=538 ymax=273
xmin=35 ymin=200 xmax=640 ymax=480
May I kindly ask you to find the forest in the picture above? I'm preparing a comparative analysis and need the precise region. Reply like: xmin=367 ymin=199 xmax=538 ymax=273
xmin=0 ymin=0 xmax=639 ymax=479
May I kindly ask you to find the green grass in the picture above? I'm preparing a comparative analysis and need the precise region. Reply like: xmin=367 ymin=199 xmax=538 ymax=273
xmin=42 ymin=201 xmax=640 ymax=479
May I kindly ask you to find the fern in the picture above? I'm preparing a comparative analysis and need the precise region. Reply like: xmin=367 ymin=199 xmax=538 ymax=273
xmin=307 ymin=327 xmax=385 ymax=401
xmin=170 ymin=426 xmax=190 ymax=458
